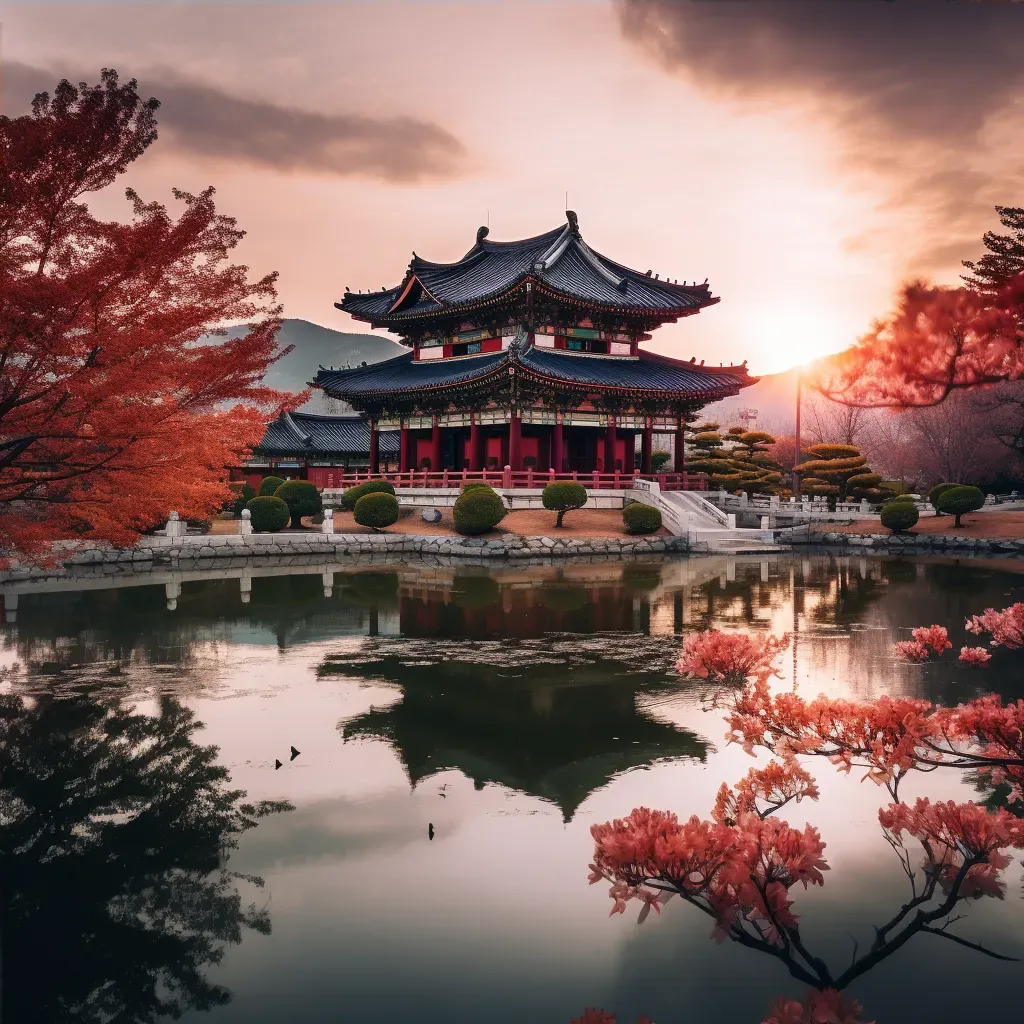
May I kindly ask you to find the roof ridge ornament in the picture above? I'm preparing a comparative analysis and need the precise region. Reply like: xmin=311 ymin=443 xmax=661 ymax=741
xmin=566 ymin=210 xmax=579 ymax=234
xmin=477 ymin=225 xmax=489 ymax=244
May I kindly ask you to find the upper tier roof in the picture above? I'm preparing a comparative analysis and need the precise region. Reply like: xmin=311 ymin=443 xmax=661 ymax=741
xmin=338 ymin=212 xmax=718 ymax=326
xmin=315 ymin=339 xmax=754 ymax=403
xmin=256 ymin=411 xmax=399 ymax=457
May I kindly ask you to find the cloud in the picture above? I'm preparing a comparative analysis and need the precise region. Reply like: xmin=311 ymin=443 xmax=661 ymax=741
xmin=3 ymin=61 xmax=466 ymax=183
xmin=617 ymin=0 xmax=1024 ymax=274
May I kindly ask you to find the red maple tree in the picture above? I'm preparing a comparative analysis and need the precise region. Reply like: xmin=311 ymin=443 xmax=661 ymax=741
xmin=0 ymin=69 xmax=295 ymax=555
xmin=815 ymin=275 xmax=1024 ymax=408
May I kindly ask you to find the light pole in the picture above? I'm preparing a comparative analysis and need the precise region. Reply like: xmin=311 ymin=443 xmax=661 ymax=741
xmin=792 ymin=370 xmax=803 ymax=498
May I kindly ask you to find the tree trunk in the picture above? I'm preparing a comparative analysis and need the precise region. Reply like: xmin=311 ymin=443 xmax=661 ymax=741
xmin=556 ymin=509 xmax=565 ymax=527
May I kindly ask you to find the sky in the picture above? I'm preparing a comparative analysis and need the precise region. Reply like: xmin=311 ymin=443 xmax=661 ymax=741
xmin=4 ymin=0 xmax=1024 ymax=374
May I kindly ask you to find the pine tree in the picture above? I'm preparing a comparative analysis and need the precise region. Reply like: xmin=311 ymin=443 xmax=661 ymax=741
xmin=795 ymin=444 xmax=885 ymax=502
xmin=962 ymin=205 xmax=1024 ymax=293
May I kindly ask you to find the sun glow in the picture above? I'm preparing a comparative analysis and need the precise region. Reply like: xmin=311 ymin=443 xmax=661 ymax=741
xmin=749 ymin=307 xmax=852 ymax=375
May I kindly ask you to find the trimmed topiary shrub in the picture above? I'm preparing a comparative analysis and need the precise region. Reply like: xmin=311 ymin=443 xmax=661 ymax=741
xmin=453 ymin=485 xmax=507 ymax=535
xmin=622 ymin=502 xmax=662 ymax=535
xmin=880 ymin=500 xmax=919 ymax=533
xmin=542 ymin=481 xmax=588 ymax=527
xmin=274 ymin=480 xmax=322 ymax=528
xmin=929 ymin=482 xmax=959 ymax=514
xmin=460 ymin=481 xmax=494 ymax=494
xmin=258 ymin=475 xmax=285 ymax=497
xmin=246 ymin=495 xmax=290 ymax=533
xmin=341 ymin=479 xmax=396 ymax=511
xmin=651 ymin=450 xmax=672 ymax=472
xmin=935 ymin=485 xmax=985 ymax=527
xmin=353 ymin=492 xmax=399 ymax=530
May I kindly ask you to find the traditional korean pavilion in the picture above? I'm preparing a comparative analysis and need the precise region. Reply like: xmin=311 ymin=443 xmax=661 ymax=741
xmin=315 ymin=213 xmax=754 ymax=476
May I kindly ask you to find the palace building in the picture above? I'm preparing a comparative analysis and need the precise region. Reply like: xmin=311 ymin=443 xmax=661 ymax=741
xmin=248 ymin=213 xmax=754 ymax=486
xmin=315 ymin=213 xmax=753 ymax=479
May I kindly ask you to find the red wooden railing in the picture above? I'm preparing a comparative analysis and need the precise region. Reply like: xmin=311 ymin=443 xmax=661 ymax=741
xmin=306 ymin=467 xmax=706 ymax=492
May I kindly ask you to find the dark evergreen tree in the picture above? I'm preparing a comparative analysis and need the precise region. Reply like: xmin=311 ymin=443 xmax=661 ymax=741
xmin=962 ymin=205 xmax=1024 ymax=292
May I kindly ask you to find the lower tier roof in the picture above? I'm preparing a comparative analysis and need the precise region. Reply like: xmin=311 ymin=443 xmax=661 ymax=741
xmin=256 ymin=411 xmax=399 ymax=457
xmin=315 ymin=342 xmax=753 ymax=402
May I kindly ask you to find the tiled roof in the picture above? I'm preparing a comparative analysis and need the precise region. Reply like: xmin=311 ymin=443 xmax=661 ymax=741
xmin=339 ymin=214 xmax=717 ymax=325
xmin=316 ymin=340 xmax=753 ymax=402
xmin=519 ymin=347 xmax=752 ymax=397
xmin=315 ymin=350 xmax=507 ymax=396
xmin=256 ymin=412 xmax=399 ymax=457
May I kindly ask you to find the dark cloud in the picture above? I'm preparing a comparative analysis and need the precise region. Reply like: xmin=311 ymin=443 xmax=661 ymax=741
xmin=3 ymin=61 xmax=465 ymax=183
xmin=617 ymin=0 xmax=1024 ymax=273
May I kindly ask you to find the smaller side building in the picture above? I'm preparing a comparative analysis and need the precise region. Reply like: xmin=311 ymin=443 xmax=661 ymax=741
xmin=239 ymin=411 xmax=399 ymax=489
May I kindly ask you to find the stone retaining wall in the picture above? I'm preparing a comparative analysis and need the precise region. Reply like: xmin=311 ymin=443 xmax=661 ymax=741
xmin=1 ymin=531 xmax=686 ymax=583
xmin=779 ymin=524 xmax=1024 ymax=557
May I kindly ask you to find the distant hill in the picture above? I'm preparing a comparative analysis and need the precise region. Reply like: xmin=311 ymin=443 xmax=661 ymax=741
xmin=701 ymin=368 xmax=799 ymax=434
xmin=226 ymin=319 xmax=406 ymax=413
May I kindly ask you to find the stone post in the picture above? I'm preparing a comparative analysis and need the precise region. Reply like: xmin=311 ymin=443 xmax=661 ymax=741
xmin=165 ymin=511 xmax=185 ymax=539
xmin=321 ymin=508 xmax=334 ymax=535
xmin=322 ymin=570 xmax=334 ymax=598
xmin=760 ymin=515 xmax=770 ymax=531
xmin=165 ymin=580 xmax=181 ymax=611
xmin=727 ymin=513 xmax=737 ymax=529
xmin=239 ymin=509 xmax=253 ymax=537
xmin=239 ymin=573 xmax=252 ymax=603
xmin=860 ymin=498 xmax=869 ymax=512
xmin=3 ymin=592 xmax=18 ymax=624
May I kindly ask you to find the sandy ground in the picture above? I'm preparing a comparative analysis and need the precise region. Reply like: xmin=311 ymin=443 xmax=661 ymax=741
xmin=827 ymin=510 xmax=1024 ymax=540
xmin=210 ymin=506 xmax=668 ymax=538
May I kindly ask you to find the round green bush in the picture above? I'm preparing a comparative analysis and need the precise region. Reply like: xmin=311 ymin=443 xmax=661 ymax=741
xmin=650 ymin=450 xmax=672 ymax=472
xmin=341 ymin=479 xmax=396 ymax=511
xmin=460 ymin=481 xmax=495 ymax=494
xmin=928 ymin=482 xmax=959 ymax=514
xmin=935 ymin=485 xmax=985 ymax=527
xmin=622 ymin=502 xmax=662 ymax=535
xmin=246 ymin=495 xmax=290 ymax=533
xmin=453 ymin=486 xmax=507 ymax=535
xmin=258 ymin=475 xmax=285 ymax=497
xmin=273 ymin=480 xmax=322 ymax=527
xmin=353 ymin=492 xmax=399 ymax=530
xmin=880 ymin=500 xmax=919 ymax=533
xmin=542 ymin=481 xmax=588 ymax=527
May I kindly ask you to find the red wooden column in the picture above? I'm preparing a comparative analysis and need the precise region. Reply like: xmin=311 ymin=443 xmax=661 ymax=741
xmin=369 ymin=421 xmax=380 ymax=474
xmin=430 ymin=416 xmax=442 ymax=472
xmin=469 ymin=417 xmax=483 ymax=471
xmin=552 ymin=420 xmax=564 ymax=473
xmin=509 ymin=412 xmax=522 ymax=470
xmin=399 ymin=421 xmax=411 ymax=473
xmin=674 ymin=420 xmax=687 ymax=474
xmin=641 ymin=419 xmax=653 ymax=473
xmin=605 ymin=417 xmax=617 ymax=472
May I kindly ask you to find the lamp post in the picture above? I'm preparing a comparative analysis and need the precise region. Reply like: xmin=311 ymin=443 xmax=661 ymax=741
xmin=792 ymin=370 xmax=803 ymax=498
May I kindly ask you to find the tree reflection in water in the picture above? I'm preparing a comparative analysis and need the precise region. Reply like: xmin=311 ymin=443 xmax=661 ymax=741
xmin=0 ymin=694 xmax=291 ymax=1022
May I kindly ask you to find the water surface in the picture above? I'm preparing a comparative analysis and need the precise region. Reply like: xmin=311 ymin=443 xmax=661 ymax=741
xmin=3 ymin=554 xmax=1023 ymax=1023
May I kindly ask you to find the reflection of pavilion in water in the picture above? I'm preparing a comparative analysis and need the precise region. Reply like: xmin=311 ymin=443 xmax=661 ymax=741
xmin=326 ymin=636 xmax=707 ymax=820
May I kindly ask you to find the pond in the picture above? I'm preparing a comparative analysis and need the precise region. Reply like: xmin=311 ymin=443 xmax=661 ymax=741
xmin=3 ymin=553 xmax=1024 ymax=1023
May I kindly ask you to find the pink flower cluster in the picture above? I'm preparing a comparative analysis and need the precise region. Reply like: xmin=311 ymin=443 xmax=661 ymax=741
xmin=763 ymin=989 xmax=871 ymax=1024
xmin=966 ymin=601 xmax=1024 ymax=648
xmin=958 ymin=646 xmax=992 ymax=666
xmin=676 ymin=628 xmax=790 ymax=685
xmin=712 ymin=758 xmax=819 ymax=826
xmin=724 ymin=678 xmax=934 ymax=788
xmin=879 ymin=797 xmax=1024 ymax=898
xmin=893 ymin=624 xmax=951 ymax=662
xmin=938 ymin=694 xmax=1024 ymax=803
xmin=589 ymin=798 xmax=829 ymax=945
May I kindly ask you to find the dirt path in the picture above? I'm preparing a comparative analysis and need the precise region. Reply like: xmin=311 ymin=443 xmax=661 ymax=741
xmin=210 ymin=507 xmax=668 ymax=539
xmin=827 ymin=510 xmax=1024 ymax=540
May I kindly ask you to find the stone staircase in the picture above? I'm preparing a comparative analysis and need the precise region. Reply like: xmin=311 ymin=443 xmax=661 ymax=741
xmin=642 ymin=489 xmax=790 ymax=554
